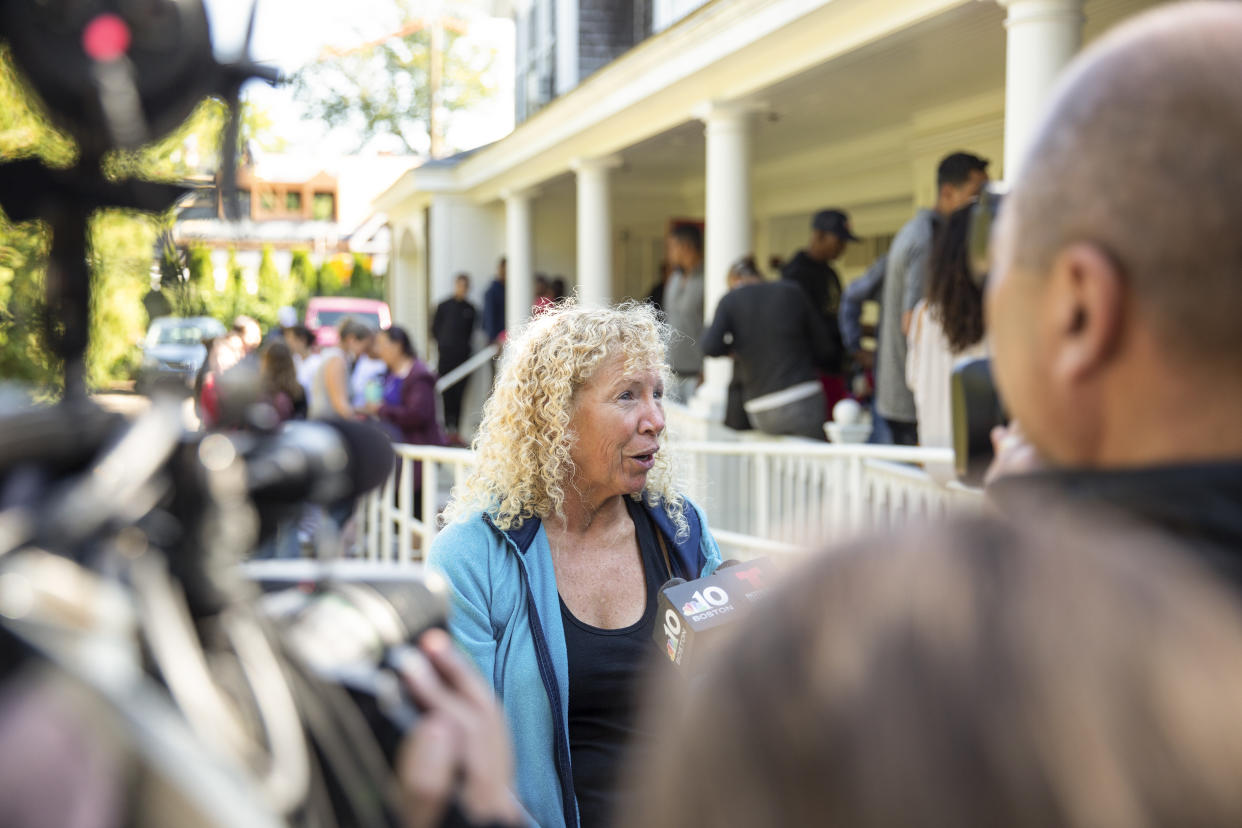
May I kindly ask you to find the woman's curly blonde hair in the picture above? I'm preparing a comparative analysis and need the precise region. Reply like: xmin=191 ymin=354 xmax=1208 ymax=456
xmin=444 ymin=299 xmax=687 ymax=537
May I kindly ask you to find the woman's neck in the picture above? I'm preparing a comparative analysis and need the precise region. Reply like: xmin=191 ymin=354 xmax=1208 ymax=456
xmin=393 ymin=356 xmax=415 ymax=376
xmin=549 ymin=490 xmax=627 ymax=537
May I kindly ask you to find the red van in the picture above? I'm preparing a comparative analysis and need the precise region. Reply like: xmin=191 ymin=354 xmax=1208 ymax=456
xmin=305 ymin=297 xmax=392 ymax=347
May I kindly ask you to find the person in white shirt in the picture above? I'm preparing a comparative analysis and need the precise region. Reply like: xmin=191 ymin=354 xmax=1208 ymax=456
xmin=906 ymin=205 xmax=987 ymax=480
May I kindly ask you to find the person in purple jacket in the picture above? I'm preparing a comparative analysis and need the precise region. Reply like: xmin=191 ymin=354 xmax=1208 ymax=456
xmin=365 ymin=325 xmax=447 ymax=517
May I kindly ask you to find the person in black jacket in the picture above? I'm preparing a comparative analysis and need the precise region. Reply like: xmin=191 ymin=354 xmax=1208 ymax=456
xmin=782 ymin=210 xmax=855 ymax=352
xmin=782 ymin=209 xmax=855 ymax=409
xmin=432 ymin=272 xmax=478 ymax=437
xmin=704 ymin=256 xmax=835 ymax=440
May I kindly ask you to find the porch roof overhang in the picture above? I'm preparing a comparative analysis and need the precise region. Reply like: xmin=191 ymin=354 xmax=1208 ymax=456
xmin=378 ymin=0 xmax=977 ymax=210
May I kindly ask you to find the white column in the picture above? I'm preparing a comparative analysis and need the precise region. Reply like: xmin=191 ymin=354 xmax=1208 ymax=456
xmin=572 ymin=156 xmax=621 ymax=307
xmin=503 ymin=188 xmax=538 ymax=334
xmin=691 ymin=101 xmax=756 ymax=419
xmin=555 ymin=0 xmax=579 ymax=96
xmin=999 ymin=0 xmax=1085 ymax=177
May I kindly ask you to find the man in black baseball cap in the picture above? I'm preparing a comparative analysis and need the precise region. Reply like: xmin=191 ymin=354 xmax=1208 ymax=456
xmin=811 ymin=209 xmax=860 ymax=244
xmin=781 ymin=208 xmax=856 ymax=397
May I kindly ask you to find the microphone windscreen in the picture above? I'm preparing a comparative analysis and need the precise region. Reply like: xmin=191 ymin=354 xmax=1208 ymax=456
xmin=658 ymin=577 xmax=687 ymax=592
xmin=323 ymin=418 xmax=396 ymax=497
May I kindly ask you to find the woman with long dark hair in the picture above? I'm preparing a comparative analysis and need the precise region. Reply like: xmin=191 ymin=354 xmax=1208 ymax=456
xmin=906 ymin=204 xmax=988 ymax=475
xmin=259 ymin=341 xmax=307 ymax=422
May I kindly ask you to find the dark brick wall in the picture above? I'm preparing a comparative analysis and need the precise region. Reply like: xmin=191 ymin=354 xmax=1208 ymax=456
xmin=578 ymin=0 xmax=652 ymax=80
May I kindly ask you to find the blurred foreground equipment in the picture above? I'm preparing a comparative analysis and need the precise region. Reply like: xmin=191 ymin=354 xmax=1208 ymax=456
xmin=0 ymin=0 xmax=277 ymax=397
xmin=0 ymin=4 xmax=476 ymax=826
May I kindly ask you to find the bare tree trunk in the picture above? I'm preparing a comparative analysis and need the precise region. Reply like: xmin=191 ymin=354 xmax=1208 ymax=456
xmin=428 ymin=14 xmax=445 ymax=158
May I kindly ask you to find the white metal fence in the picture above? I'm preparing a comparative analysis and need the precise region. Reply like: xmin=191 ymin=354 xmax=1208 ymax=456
xmin=674 ymin=440 xmax=982 ymax=559
xmin=353 ymin=437 xmax=984 ymax=564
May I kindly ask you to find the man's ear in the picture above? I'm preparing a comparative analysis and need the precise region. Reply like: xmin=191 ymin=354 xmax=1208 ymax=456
xmin=1045 ymin=243 xmax=1125 ymax=385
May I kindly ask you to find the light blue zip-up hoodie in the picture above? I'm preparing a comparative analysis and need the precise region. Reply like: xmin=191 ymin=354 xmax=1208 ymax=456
xmin=427 ymin=497 xmax=722 ymax=828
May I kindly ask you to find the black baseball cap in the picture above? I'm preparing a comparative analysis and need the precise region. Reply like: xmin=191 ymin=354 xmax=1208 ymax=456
xmin=811 ymin=209 xmax=859 ymax=241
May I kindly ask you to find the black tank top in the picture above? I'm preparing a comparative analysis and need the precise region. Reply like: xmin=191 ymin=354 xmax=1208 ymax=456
xmin=559 ymin=498 xmax=673 ymax=828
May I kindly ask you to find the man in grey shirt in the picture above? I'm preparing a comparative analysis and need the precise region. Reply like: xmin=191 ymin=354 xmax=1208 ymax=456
xmin=876 ymin=152 xmax=989 ymax=444
xmin=663 ymin=224 xmax=705 ymax=403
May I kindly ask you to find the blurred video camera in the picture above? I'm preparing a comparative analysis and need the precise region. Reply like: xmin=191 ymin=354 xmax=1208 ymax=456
xmin=951 ymin=183 xmax=1009 ymax=486
xmin=0 ymin=3 xmax=461 ymax=825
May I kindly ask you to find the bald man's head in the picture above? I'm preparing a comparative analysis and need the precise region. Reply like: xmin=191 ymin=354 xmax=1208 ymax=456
xmin=988 ymin=2 xmax=1242 ymax=467
xmin=1005 ymin=2 xmax=1242 ymax=361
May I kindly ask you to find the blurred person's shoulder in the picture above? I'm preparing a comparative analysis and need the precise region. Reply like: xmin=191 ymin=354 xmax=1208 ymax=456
xmin=890 ymin=209 xmax=935 ymax=255
xmin=986 ymin=462 xmax=1242 ymax=580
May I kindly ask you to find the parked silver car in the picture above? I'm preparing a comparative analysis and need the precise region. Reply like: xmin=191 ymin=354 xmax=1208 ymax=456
xmin=136 ymin=316 xmax=226 ymax=393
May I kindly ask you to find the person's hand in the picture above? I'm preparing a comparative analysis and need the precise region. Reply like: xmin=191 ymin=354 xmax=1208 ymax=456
xmin=396 ymin=629 xmax=522 ymax=828
xmin=361 ymin=401 xmax=381 ymax=416
xmin=984 ymin=420 xmax=1046 ymax=486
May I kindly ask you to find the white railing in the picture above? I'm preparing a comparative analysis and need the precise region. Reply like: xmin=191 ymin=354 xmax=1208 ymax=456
xmin=354 ymin=444 xmax=475 ymax=562
xmin=675 ymin=440 xmax=982 ymax=559
xmin=353 ymin=438 xmax=984 ymax=564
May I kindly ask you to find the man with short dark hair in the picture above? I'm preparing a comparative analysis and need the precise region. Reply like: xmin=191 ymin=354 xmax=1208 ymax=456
xmin=433 ymin=272 xmax=478 ymax=437
xmin=987 ymin=1 xmax=1242 ymax=576
xmin=663 ymin=224 xmax=705 ymax=402
xmin=875 ymin=152 xmax=988 ymax=445
xmin=482 ymin=256 xmax=507 ymax=345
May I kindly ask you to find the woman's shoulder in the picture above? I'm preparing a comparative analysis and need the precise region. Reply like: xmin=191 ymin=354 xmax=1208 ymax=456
xmin=406 ymin=360 xmax=438 ymax=384
xmin=427 ymin=512 xmax=506 ymax=573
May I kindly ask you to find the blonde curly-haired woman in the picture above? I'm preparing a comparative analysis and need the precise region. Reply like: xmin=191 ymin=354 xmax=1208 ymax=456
xmin=428 ymin=301 xmax=722 ymax=828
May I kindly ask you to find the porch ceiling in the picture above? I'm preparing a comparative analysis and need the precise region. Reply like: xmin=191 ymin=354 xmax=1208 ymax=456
xmin=603 ymin=0 xmax=1164 ymax=190
xmin=615 ymin=0 xmax=1004 ymax=187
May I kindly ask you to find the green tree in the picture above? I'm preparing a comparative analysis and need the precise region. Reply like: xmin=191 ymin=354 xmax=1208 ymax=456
xmin=291 ymin=4 xmax=497 ymax=155
xmin=317 ymin=256 xmax=347 ymax=296
xmin=88 ymin=211 xmax=156 ymax=386
xmin=187 ymin=244 xmax=214 ymax=289
xmin=257 ymin=244 xmax=289 ymax=309
xmin=289 ymin=248 xmax=316 ymax=314
xmin=0 ymin=45 xmax=73 ymax=392
xmin=347 ymin=253 xmax=382 ymax=299
xmin=108 ymin=97 xmax=286 ymax=181
xmin=0 ymin=221 xmax=59 ymax=392
xmin=1 ymin=43 xmax=285 ymax=393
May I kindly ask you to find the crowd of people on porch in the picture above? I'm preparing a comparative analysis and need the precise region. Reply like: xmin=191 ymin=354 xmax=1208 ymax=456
xmin=416 ymin=145 xmax=994 ymax=451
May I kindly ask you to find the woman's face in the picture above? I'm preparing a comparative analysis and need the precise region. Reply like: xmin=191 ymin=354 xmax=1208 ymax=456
xmin=343 ymin=333 xmax=372 ymax=359
xmin=568 ymin=353 xmax=666 ymax=502
xmin=375 ymin=332 xmax=402 ymax=366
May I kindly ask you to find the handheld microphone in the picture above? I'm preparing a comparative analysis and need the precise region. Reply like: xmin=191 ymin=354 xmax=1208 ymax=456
xmin=654 ymin=557 xmax=779 ymax=668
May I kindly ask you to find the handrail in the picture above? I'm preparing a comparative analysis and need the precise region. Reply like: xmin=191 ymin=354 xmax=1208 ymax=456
xmin=435 ymin=344 xmax=498 ymax=393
